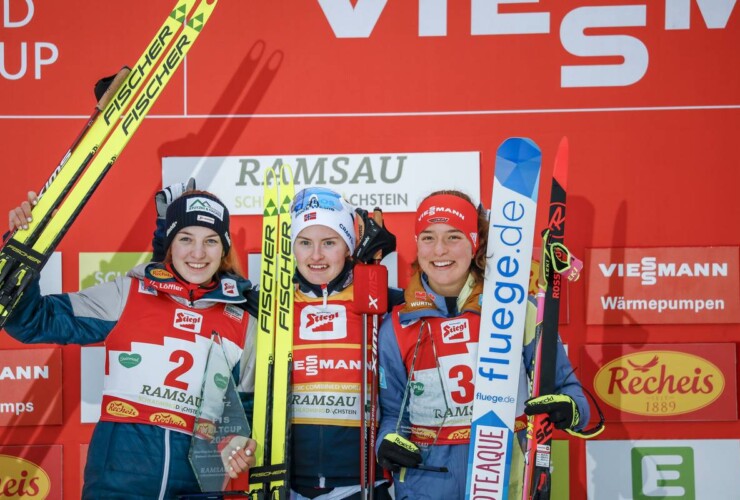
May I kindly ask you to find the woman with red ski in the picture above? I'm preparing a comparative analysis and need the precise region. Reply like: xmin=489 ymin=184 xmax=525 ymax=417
xmin=375 ymin=190 xmax=590 ymax=499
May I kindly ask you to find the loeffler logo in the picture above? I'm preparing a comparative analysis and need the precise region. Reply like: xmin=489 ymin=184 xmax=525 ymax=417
xmin=299 ymin=305 xmax=347 ymax=341
xmin=173 ymin=309 xmax=203 ymax=333
xmin=0 ymin=455 xmax=50 ymax=498
xmin=594 ymin=351 xmax=725 ymax=416
xmin=441 ymin=318 xmax=470 ymax=344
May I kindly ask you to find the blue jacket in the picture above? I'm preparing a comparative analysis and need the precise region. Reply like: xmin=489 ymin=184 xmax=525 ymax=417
xmin=4 ymin=263 xmax=256 ymax=499
xmin=377 ymin=272 xmax=589 ymax=500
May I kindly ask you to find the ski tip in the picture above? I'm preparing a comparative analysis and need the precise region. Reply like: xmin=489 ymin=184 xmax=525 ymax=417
xmin=553 ymin=136 xmax=569 ymax=189
xmin=497 ymin=137 xmax=540 ymax=158
xmin=494 ymin=137 xmax=542 ymax=202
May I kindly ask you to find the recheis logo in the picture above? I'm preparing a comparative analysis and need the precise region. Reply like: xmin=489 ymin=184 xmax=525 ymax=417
xmin=441 ymin=318 xmax=470 ymax=344
xmin=0 ymin=454 xmax=51 ymax=498
xmin=594 ymin=351 xmax=724 ymax=417
xmin=173 ymin=309 xmax=203 ymax=333
xmin=149 ymin=412 xmax=187 ymax=428
xmin=299 ymin=304 xmax=347 ymax=340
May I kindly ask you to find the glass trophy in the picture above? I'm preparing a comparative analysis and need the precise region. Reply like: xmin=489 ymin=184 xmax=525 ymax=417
xmin=188 ymin=332 xmax=251 ymax=494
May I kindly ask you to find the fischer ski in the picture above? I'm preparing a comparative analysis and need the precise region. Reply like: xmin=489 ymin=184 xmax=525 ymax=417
xmin=521 ymin=137 xmax=578 ymax=500
xmin=0 ymin=0 xmax=217 ymax=327
xmin=250 ymin=165 xmax=295 ymax=499
xmin=465 ymin=137 xmax=542 ymax=500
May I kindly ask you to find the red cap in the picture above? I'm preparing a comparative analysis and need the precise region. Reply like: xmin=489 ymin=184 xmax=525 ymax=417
xmin=414 ymin=194 xmax=479 ymax=252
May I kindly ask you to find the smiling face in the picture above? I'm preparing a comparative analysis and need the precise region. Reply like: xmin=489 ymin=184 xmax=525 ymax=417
xmin=416 ymin=223 xmax=473 ymax=296
xmin=169 ymin=225 xmax=224 ymax=285
xmin=294 ymin=224 xmax=350 ymax=285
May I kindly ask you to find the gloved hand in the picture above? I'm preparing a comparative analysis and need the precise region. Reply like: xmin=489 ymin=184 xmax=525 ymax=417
xmin=353 ymin=207 xmax=396 ymax=264
xmin=377 ymin=433 xmax=422 ymax=472
xmin=524 ymin=394 xmax=580 ymax=430
xmin=155 ymin=178 xmax=196 ymax=218
xmin=152 ymin=178 xmax=196 ymax=261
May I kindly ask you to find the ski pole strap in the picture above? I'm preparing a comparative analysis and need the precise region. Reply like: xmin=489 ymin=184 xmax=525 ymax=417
xmin=564 ymin=385 xmax=606 ymax=439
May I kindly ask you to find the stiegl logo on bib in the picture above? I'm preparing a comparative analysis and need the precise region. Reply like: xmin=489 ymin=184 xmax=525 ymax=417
xmin=299 ymin=305 xmax=347 ymax=340
xmin=173 ymin=309 xmax=203 ymax=333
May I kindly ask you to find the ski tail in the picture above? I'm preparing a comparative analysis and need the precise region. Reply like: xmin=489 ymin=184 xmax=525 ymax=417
xmin=36 ymin=68 xmax=130 ymax=202
xmin=465 ymin=137 xmax=541 ymax=500
xmin=0 ymin=0 xmax=216 ymax=328
xmin=249 ymin=165 xmax=294 ymax=499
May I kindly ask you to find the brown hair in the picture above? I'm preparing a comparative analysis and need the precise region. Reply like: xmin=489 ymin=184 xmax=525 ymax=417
xmin=412 ymin=190 xmax=488 ymax=285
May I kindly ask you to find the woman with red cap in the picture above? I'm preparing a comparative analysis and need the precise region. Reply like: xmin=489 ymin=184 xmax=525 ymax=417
xmin=375 ymin=190 xmax=590 ymax=499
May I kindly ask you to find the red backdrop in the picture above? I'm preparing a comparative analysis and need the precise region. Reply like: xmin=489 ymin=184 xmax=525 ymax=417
xmin=1 ymin=1 xmax=738 ymax=498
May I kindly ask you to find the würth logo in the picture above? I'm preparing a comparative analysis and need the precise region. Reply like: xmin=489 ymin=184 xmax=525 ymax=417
xmin=174 ymin=309 xmax=203 ymax=333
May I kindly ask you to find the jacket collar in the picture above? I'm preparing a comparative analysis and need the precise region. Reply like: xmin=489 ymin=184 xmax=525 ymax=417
xmin=129 ymin=263 xmax=250 ymax=305
xmin=398 ymin=271 xmax=482 ymax=325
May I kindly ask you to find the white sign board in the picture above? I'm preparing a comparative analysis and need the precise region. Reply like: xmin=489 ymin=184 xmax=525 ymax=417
xmin=163 ymin=152 xmax=480 ymax=215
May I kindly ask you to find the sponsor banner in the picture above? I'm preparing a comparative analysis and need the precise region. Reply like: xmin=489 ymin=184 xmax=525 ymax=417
xmin=79 ymin=252 xmax=153 ymax=290
xmin=0 ymin=348 xmax=62 ymax=426
xmin=162 ymin=152 xmax=480 ymax=215
xmin=587 ymin=439 xmax=740 ymax=499
xmin=39 ymin=252 xmax=62 ymax=296
xmin=0 ymin=445 xmax=62 ymax=499
xmin=1 ymin=2 xmax=736 ymax=109
xmin=586 ymin=247 xmax=740 ymax=324
xmin=80 ymin=346 xmax=105 ymax=423
xmin=582 ymin=343 xmax=737 ymax=422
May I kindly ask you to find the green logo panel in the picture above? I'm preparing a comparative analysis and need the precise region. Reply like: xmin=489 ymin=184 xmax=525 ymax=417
xmin=79 ymin=252 xmax=153 ymax=290
xmin=632 ymin=446 xmax=695 ymax=499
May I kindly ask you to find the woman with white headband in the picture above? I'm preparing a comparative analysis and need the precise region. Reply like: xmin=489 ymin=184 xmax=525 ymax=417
xmin=288 ymin=186 xmax=398 ymax=500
